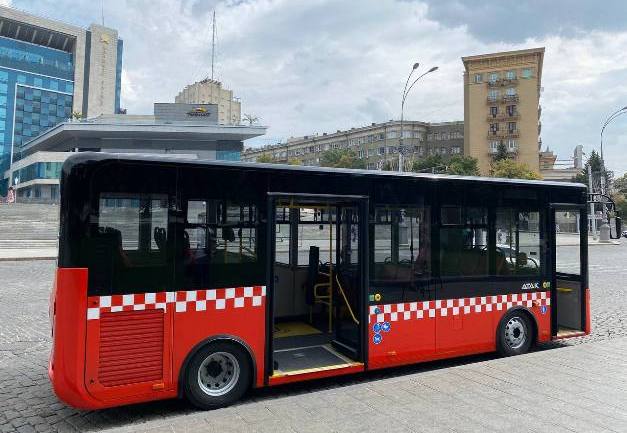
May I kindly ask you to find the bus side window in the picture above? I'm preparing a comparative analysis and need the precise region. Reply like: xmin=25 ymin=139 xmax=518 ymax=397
xmin=495 ymin=209 xmax=541 ymax=275
xmin=370 ymin=206 xmax=430 ymax=300
xmin=439 ymin=206 xmax=488 ymax=277
xmin=87 ymin=194 xmax=172 ymax=295
xmin=179 ymin=199 xmax=262 ymax=290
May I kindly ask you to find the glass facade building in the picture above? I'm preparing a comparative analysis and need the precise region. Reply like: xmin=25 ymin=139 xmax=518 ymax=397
xmin=0 ymin=36 xmax=74 ymax=193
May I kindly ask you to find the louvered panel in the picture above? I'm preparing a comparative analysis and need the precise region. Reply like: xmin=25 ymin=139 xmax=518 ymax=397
xmin=98 ymin=309 xmax=164 ymax=387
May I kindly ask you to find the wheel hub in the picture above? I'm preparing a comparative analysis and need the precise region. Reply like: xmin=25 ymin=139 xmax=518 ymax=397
xmin=505 ymin=317 xmax=526 ymax=350
xmin=197 ymin=351 xmax=240 ymax=397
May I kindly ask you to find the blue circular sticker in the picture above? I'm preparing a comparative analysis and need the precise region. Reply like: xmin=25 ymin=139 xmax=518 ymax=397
xmin=382 ymin=322 xmax=391 ymax=332
xmin=373 ymin=323 xmax=382 ymax=333
xmin=373 ymin=333 xmax=383 ymax=345
xmin=374 ymin=307 xmax=381 ymax=315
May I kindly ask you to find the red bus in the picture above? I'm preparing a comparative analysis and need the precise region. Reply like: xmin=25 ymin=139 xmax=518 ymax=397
xmin=50 ymin=153 xmax=593 ymax=410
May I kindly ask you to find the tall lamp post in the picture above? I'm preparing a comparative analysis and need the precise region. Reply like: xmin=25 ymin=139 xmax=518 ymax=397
xmin=398 ymin=64 xmax=438 ymax=172
xmin=600 ymin=106 xmax=627 ymax=172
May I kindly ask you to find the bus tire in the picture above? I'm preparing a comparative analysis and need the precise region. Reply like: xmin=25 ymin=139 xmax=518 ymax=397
xmin=183 ymin=341 xmax=251 ymax=410
xmin=497 ymin=310 xmax=532 ymax=357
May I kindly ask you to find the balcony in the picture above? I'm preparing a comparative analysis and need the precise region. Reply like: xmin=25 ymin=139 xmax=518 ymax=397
xmin=502 ymin=94 xmax=519 ymax=103
xmin=487 ymin=129 xmax=519 ymax=139
xmin=486 ymin=113 xmax=520 ymax=122
xmin=487 ymin=78 xmax=518 ymax=87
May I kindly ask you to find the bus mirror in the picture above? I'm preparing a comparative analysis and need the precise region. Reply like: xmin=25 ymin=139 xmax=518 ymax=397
xmin=610 ymin=216 xmax=622 ymax=240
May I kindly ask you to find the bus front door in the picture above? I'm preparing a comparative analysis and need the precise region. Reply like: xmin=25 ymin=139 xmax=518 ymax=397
xmin=550 ymin=206 xmax=588 ymax=337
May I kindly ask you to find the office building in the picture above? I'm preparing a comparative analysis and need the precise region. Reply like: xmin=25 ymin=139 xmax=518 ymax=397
xmin=3 ymin=103 xmax=266 ymax=201
xmin=175 ymin=78 xmax=241 ymax=125
xmin=0 ymin=5 xmax=123 ymax=194
xmin=242 ymin=120 xmax=463 ymax=170
xmin=462 ymin=48 xmax=544 ymax=175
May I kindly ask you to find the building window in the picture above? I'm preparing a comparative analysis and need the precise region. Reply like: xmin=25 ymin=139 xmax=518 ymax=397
xmin=378 ymin=147 xmax=386 ymax=155
xmin=508 ymin=122 xmax=517 ymax=133
xmin=452 ymin=147 xmax=461 ymax=154
xmin=489 ymin=123 xmax=499 ymax=134
xmin=488 ymin=89 xmax=499 ymax=101
xmin=489 ymin=72 xmax=499 ymax=83
xmin=506 ymin=105 xmax=517 ymax=116
xmin=474 ymin=73 xmax=483 ymax=83
xmin=490 ymin=141 xmax=500 ymax=153
xmin=440 ymin=147 xmax=447 ymax=154
xmin=490 ymin=106 xmax=498 ymax=118
xmin=507 ymin=139 xmax=518 ymax=150
xmin=522 ymin=68 xmax=533 ymax=78
xmin=506 ymin=70 xmax=516 ymax=80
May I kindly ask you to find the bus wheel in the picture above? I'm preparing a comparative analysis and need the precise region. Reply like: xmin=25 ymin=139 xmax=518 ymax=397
xmin=184 ymin=341 xmax=251 ymax=409
xmin=497 ymin=311 xmax=532 ymax=356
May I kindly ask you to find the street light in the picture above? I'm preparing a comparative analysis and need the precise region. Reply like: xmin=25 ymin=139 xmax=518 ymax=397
xmin=600 ymin=105 xmax=627 ymax=165
xmin=398 ymin=65 xmax=439 ymax=172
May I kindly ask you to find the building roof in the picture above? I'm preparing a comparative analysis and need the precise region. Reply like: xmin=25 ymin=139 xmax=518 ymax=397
xmin=65 ymin=151 xmax=586 ymax=190
xmin=19 ymin=115 xmax=267 ymax=157
xmin=461 ymin=47 xmax=545 ymax=65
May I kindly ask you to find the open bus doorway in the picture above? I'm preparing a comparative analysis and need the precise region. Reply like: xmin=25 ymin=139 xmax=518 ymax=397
xmin=267 ymin=194 xmax=367 ymax=381
xmin=551 ymin=207 xmax=587 ymax=337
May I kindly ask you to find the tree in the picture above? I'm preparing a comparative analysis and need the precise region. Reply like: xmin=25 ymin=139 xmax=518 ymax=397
xmin=410 ymin=155 xmax=479 ymax=176
xmin=572 ymin=150 xmax=613 ymax=190
xmin=491 ymin=159 xmax=541 ymax=180
xmin=242 ymin=113 xmax=259 ymax=125
xmin=446 ymin=155 xmax=480 ymax=176
xmin=410 ymin=154 xmax=446 ymax=173
xmin=319 ymin=149 xmax=366 ymax=169
xmin=611 ymin=172 xmax=627 ymax=196
xmin=256 ymin=154 xmax=275 ymax=163
xmin=493 ymin=142 xmax=509 ymax=162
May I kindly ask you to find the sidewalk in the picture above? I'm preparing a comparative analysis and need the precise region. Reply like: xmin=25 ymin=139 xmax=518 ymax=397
xmin=0 ymin=247 xmax=57 ymax=261
xmin=107 ymin=337 xmax=627 ymax=433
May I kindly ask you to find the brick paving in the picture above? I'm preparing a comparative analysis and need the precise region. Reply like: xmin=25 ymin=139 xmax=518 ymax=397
xmin=0 ymin=242 xmax=625 ymax=432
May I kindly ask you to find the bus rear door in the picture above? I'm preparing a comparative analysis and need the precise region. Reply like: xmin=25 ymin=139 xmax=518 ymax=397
xmin=550 ymin=205 xmax=588 ymax=338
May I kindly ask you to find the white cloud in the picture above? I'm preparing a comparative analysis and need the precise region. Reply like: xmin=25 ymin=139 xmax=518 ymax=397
xmin=11 ymin=0 xmax=627 ymax=174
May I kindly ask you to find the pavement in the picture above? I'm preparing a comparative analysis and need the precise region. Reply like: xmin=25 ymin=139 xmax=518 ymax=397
xmin=0 ymin=248 xmax=57 ymax=261
xmin=0 ymin=243 xmax=626 ymax=432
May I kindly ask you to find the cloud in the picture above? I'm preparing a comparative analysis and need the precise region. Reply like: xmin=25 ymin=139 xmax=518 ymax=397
xmin=420 ymin=0 xmax=627 ymax=43
xmin=8 ymin=0 xmax=627 ymax=175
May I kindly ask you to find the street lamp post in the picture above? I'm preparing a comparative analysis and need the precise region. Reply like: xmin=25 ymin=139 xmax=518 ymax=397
xmin=398 ymin=65 xmax=438 ymax=172
xmin=600 ymin=105 xmax=627 ymax=166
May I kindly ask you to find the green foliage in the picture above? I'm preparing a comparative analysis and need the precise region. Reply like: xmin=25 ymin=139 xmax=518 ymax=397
xmin=319 ymin=149 xmax=366 ymax=169
xmin=491 ymin=159 xmax=541 ymax=180
xmin=572 ymin=150 xmax=613 ymax=188
xmin=612 ymin=172 xmax=627 ymax=195
xmin=493 ymin=142 xmax=509 ymax=162
xmin=256 ymin=154 xmax=275 ymax=163
xmin=446 ymin=155 xmax=480 ymax=176
xmin=410 ymin=155 xmax=446 ymax=173
xmin=410 ymin=154 xmax=479 ymax=176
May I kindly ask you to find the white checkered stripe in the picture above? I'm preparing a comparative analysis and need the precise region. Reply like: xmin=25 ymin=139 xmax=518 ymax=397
xmin=369 ymin=291 xmax=550 ymax=323
xmin=87 ymin=285 xmax=266 ymax=320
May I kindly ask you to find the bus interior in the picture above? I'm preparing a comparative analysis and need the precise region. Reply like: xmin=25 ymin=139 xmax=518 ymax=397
xmin=270 ymin=196 xmax=365 ymax=377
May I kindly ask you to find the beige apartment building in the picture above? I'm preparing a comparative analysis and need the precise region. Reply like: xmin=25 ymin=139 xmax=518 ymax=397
xmin=241 ymin=120 xmax=464 ymax=170
xmin=175 ymin=78 xmax=241 ymax=125
xmin=462 ymin=48 xmax=544 ymax=175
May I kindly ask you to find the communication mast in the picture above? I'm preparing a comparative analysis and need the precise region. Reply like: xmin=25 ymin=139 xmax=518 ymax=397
xmin=211 ymin=10 xmax=216 ymax=81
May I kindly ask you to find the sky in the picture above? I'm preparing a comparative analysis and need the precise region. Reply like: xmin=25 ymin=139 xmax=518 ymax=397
xmin=5 ymin=0 xmax=627 ymax=175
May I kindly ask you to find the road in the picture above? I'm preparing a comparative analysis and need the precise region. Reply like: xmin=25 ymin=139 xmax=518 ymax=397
xmin=0 ymin=242 xmax=625 ymax=432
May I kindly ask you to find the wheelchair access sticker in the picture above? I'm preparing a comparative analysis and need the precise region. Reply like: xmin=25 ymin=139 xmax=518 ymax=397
xmin=540 ymin=305 xmax=547 ymax=315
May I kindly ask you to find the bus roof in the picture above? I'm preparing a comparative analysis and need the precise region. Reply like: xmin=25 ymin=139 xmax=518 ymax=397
xmin=63 ymin=152 xmax=587 ymax=190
